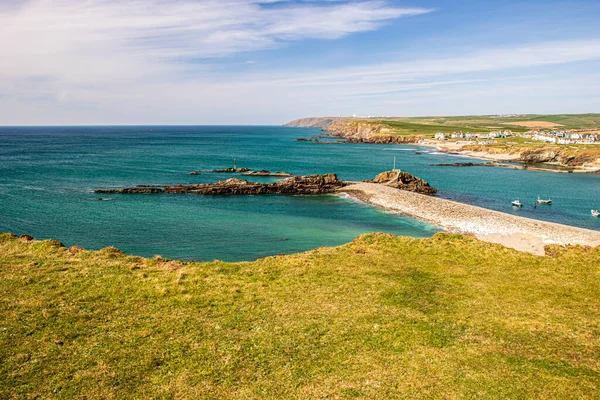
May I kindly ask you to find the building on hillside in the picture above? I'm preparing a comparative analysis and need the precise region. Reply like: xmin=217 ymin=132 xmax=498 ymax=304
xmin=434 ymin=132 xmax=447 ymax=140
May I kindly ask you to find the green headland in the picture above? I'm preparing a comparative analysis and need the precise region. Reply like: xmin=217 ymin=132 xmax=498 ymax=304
xmin=1 ymin=232 xmax=599 ymax=398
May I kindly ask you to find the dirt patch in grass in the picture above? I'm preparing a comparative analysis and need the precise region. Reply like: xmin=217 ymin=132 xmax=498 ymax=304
xmin=505 ymin=121 xmax=565 ymax=128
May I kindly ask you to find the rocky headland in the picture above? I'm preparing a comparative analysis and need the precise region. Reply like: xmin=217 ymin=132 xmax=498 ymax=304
xmin=96 ymin=174 xmax=346 ymax=195
xmin=95 ymin=171 xmax=438 ymax=196
xmin=287 ymin=118 xmax=421 ymax=144
xmin=327 ymin=121 xmax=422 ymax=144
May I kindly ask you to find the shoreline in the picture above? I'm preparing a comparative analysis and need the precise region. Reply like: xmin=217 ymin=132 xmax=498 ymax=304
xmin=339 ymin=182 xmax=600 ymax=256
xmin=415 ymin=139 xmax=600 ymax=173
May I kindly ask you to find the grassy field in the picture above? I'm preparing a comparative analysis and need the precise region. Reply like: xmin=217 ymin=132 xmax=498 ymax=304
xmin=1 ymin=232 xmax=600 ymax=398
xmin=360 ymin=114 xmax=600 ymax=138
xmin=405 ymin=113 xmax=600 ymax=130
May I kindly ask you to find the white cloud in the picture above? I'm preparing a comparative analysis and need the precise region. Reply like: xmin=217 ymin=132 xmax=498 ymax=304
xmin=0 ymin=1 xmax=599 ymax=124
xmin=0 ymin=0 xmax=430 ymax=79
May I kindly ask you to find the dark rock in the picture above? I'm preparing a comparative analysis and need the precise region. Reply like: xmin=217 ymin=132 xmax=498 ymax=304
xmin=95 ymin=174 xmax=345 ymax=195
xmin=432 ymin=162 xmax=498 ymax=167
xmin=189 ymin=170 xmax=200 ymax=175
xmin=367 ymin=171 xmax=437 ymax=195
xmin=211 ymin=168 xmax=250 ymax=173
xmin=20 ymin=234 xmax=35 ymax=241
xmin=242 ymin=170 xmax=292 ymax=177
xmin=433 ymin=162 xmax=477 ymax=167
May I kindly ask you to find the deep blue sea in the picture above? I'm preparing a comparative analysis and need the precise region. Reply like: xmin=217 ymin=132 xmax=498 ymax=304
xmin=1 ymin=126 xmax=599 ymax=261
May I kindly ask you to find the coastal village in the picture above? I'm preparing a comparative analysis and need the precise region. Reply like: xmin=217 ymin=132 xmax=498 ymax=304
xmin=434 ymin=129 xmax=600 ymax=145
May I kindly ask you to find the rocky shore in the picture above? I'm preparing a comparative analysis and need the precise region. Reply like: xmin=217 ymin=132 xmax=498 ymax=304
xmin=340 ymin=183 xmax=600 ymax=255
xmin=95 ymin=171 xmax=437 ymax=197
xmin=95 ymin=174 xmax=346 ymax=195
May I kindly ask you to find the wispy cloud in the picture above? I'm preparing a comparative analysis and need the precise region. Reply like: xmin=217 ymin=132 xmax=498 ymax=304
xmin=0 ymin=0 xmax=430 ymax=78
xmin=0 ymin=1 xmax=599 ymax=124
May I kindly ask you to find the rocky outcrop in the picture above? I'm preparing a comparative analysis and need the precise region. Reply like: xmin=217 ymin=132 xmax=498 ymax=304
xmin=95 ymin=174 xmax=345 ymax=195
xmin=241 ymin=170 xmax=292 ymax=177
xmin=461 ymin=145 xmax=600 ymax=171
xmin=211 ymin=168 xmax=250 ymax=173
xmin=326 ymin=121 xmax=388 ymax=140
xmin=366 ymin=171 xmax=437 ymax=195
xmin=289 ymin=119 xmax=422 ymax=144
xmin=518 ymin=149 xmax=559 ymax=164
xmin=346 ymin=135 xmax=422 ymax=144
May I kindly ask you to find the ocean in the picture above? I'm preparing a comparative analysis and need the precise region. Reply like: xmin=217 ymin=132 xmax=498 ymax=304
xmin=1 ymin=126 xmax=598 ymax=261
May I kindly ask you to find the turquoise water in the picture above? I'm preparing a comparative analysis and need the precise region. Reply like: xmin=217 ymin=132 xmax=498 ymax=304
xmin=1 ymin=126 xmax=598 ymax=261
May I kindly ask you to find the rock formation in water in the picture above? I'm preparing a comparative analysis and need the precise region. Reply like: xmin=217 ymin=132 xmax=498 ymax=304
xmin=366 ymin=171 xmax=437 ymax=195
xmin=96 ymin=174 xmax=345 ymax=195
xmin=96 ymin=171 xmax=437 ymax=196
xmin=211 ymin=168 xmax=250 ymax=173
xmin=241 ymin=170 xmax=292 ymax=177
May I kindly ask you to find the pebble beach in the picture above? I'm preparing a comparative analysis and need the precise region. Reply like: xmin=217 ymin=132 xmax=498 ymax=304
xmin=340 ymin=182 xmax=600 ymax=255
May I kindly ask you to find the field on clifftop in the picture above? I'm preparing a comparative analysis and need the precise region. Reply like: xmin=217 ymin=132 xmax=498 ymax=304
xmin=1 ymin=232 xmax=600 ymax=398
xmin=376 ymin=113 xmax=600 ymax=136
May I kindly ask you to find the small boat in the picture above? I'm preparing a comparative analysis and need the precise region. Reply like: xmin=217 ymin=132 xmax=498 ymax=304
xmin=512 ymin=200 xmax=523 ymax=207
xmin=537 ymin=196 xmax=552 ymax=205
xmin=592 ymin=210 xmax=600 ymax=217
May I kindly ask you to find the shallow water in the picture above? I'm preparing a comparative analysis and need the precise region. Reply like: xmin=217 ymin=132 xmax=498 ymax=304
xmin=0 ymin=126 xmax=598 ymax=261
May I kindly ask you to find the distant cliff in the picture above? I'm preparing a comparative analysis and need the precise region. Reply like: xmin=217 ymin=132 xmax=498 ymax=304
xmin=284 ymin=117 xmax=347 ymax=129
xmin=286 ymin=118 xmax=422 ymax=144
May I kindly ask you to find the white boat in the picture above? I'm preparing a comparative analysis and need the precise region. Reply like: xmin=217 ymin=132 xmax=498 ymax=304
xmin=512 ymin=200 xmax=523 ymax=207
xmin=592 ymin=210 xmax=600 ymax=217
xmin=537 ymin=196 xmax=552 ymax=205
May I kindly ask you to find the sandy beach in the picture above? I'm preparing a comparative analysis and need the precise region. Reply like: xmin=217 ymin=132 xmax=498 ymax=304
xmin=418 ymin=139 xmax=522 ymax=162
xmin=340 ymin=182 xmax=600 ymax=256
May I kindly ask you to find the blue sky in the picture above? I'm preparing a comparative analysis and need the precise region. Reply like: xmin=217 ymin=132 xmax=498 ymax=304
xmin=1 ymin=0 xmax=599 ymax=124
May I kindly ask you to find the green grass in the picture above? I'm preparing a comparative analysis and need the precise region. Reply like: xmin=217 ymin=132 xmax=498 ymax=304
xmin=524 ymin=114 xmax=600 ymax=128
xmin=406 ymin=113 xmax=600 ymax=129
xmin=1 ymin=232 xmax=600 ymax=398
xmin=356 ymin=114 xmax=600 ymax=138
xmin=373 ymin=120 xmax=482 ymax=137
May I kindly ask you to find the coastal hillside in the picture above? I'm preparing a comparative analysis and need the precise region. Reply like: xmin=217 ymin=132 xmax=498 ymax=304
xmin=286 ymin=114 xmax=600 ymax=170
xmin=2 ymin=232 xmax=600 ymax=398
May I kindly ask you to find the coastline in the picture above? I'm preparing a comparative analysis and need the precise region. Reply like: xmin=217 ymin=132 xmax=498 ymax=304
xmin=414 ymin=139 xmax=600 ymax=173
xmin=286 ymin=119 xmax=600 ymax=173
xmin=339 ymin=182 xmax=600 ymax=256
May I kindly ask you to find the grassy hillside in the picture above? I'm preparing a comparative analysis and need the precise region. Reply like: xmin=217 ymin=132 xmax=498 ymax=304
xmin=1 ymin=232 xmax=599 ymax=398
xmin=403 ymin=113 xmax=600 ymax=130
xmin=353 ymin=114 xmax=600 ymax=138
